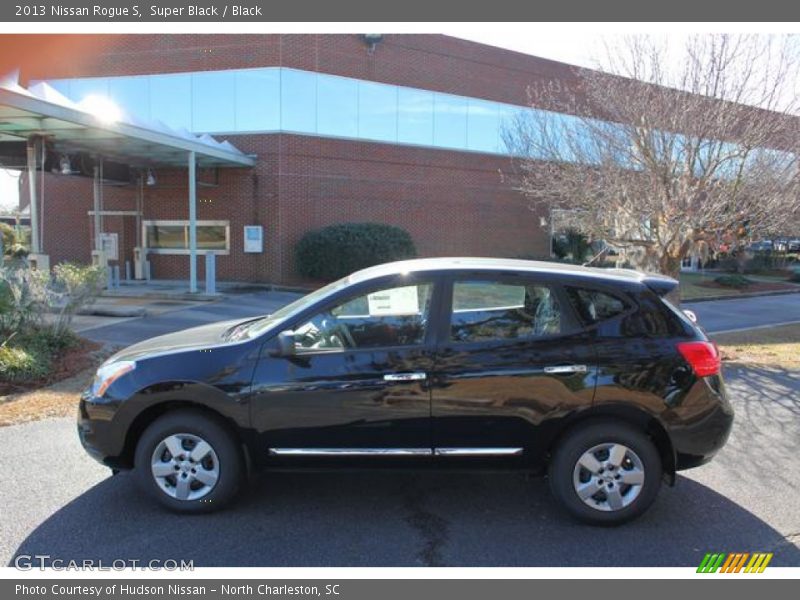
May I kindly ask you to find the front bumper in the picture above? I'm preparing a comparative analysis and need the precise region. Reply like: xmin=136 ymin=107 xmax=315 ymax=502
xmin=77 ymin=390 xmax=129 ymax=470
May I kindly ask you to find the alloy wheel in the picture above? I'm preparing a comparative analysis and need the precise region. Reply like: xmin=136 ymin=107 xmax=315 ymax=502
xmin=572 ymin=442 xmax=645 ymax=512
xmin=150 ymin=433 xmax=220 ymax=501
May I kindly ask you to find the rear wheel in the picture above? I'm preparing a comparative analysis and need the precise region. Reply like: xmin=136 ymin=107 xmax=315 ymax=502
xmin=548 ymin=421 xmax=662 ymax=525
xmin=134 ymin=410 xmax=244 ymax=513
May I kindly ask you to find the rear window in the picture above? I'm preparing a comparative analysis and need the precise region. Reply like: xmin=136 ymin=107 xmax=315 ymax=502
xmin=566 ymin=287 xmax=628 ymax=325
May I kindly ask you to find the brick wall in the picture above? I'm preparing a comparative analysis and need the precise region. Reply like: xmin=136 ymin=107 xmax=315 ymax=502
xmin=18 ymin=34 xmax=582 ymax=112
xmin=17 ymin=34 xmax=554 ymax=285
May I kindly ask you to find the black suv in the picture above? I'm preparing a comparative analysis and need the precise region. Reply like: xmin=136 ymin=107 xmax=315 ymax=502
xmin=79 ymin=258 xmax=733 ymax=524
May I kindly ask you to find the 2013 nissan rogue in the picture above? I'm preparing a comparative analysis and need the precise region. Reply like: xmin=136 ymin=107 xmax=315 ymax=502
xmin=78 ymin=258 xmax=733 ymax=525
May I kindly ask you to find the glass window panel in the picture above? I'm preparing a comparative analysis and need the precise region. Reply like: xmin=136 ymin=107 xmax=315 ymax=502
xmin=451 ymin=281 xmax=562 ymax=342
xmin=316 ymin=74 xmax=358 ymax=138
xmin=107 ymin=77 xmax=150 ymax=122
xmin=397 ymin=87 xmax=434 ymax=146
xmin=294 ymin=283 xmax=433 ymax=351
xmin=358 ymin=81 xmax=397 ymax=142
xmin=68 ymin=78 xmax=109 ymax=103
xmin=191 ymin=71 xmax=235 ymax=132
xmin=145 ymin=224 xmax=186 ymax=250
xmin=235 ymin=68 xmax=280 ymax=132
xmin=149 ymin=74 xmax=192 ymax=130
xmin=467 ymin=99 xmax=500 ymax=153
xmin=433 ymin=93 xmax=468 ymax=149
xmin=497 ymin=104 xmax=525 ymax=154
xmin=280 ymin=69 xmax=317 ymax=133
xmin=196 ymin=225 xmax=228 ymax=250
xmin=144 ymin=222 xmax=229 ymax=252
xmin=565 ymin=287 xmax=628 ymax=324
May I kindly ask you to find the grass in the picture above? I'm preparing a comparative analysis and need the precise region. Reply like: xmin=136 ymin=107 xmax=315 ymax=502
xmin=680 ymin=272 xmax=742 ymax=299
xmin=715 ymin=323 xmax=800 ymax=370
xmin=680 ymin=271 xmax=800 ymax=301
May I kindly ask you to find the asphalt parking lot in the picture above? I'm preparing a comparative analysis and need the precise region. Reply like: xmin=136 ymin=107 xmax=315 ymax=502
xmin=1 ymin=365 xmax=799 ymax=567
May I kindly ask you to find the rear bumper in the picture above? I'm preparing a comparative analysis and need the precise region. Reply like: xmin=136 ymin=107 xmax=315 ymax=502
xmin=671 ymin=376 xmax=734 ymax=471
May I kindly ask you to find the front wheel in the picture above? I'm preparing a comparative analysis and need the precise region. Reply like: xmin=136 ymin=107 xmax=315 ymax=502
xmin=134 ymin=410 xmax=244 ymax=513
xmin=548 ymin=421 xmax=662 ymax=525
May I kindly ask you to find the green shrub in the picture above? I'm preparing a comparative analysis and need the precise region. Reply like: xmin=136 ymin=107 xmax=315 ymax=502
xmin=17 ymin=326 xmax=79 ymax=354
xmin=0 ymin=222 xmax=15 ymax=250
xmin=0 ymin=262 xmax=49 ymax=332
xmin=50 ymin=262 xmax=105 ymax=335
xmin=0 ymin=261 xmax=103 ymax=343
xmin=0 ymin=326 xmax=79 ymax=384
xmin=0 ymin=343 xmax=47 ymax=382
xmin=714 ymin=274 xmax=753 ymax=288
xmin=0 ymin=222 xmax=27 ymax=258
xmin=295 ymin=223 xmax=417 ymax=281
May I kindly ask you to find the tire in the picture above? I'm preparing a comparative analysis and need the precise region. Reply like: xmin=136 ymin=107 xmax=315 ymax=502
xmin=548 ymin=420 xmax=662 ymax=525
xmin=134 ymin=409 xmax=244 ymax=513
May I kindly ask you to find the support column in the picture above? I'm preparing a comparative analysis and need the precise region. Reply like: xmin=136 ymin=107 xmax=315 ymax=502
xmin=93 ymin=164 xmax=101 ymax=252
xmin=26 ymin=137 xmax=40 ymax=254
xmin=188 ymin=151 xmax=197 ymax=293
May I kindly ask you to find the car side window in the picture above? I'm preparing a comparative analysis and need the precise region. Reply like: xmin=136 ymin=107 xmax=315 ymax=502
xmin=565 ymin=287 xmax=628 ymax=325
xmin=620 ymin=295 xmax=680 ymax=338
xmin=293 ymin=282 xmax=433 ymax=352
xmin=450 ymin=280 xmax=561 ymax=343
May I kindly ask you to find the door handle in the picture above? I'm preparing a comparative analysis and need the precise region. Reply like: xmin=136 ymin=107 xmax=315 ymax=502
xmin=384 ymin=372 xmax=427 ymax=382
xmin=543 ymin=365 xmax=588 ymax=374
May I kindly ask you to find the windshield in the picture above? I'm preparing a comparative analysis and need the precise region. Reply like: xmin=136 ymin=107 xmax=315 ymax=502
xmin=231 ymin=275 xmax=354 ymax=340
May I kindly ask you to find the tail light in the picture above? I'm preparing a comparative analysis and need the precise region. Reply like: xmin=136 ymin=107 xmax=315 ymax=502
xmin=676 ymin=341 xmax=721 ymax=377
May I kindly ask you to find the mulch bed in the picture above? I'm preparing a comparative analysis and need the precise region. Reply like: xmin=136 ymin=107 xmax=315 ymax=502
xmin=0 ymin=337 xmax=102 ymax=397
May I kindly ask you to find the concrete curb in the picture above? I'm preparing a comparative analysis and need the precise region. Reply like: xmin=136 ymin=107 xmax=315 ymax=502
xmin=684 ymin=289 xmax=800 ymax=304
xmin=76 ymin=305 xmax=147 ymax=317
xmin=100 ymin=291 xmax=220 ymax=302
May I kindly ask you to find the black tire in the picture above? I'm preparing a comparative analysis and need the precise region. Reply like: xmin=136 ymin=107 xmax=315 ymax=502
xmin=134 ymin=409 xmax=244 ymax=513
xmin=548 ymin=420 xmax=662 ymax=526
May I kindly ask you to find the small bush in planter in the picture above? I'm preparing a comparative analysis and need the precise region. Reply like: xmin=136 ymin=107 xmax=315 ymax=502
xmin=714 ymin=274 xmax=753 ymax=288
xmin=295 ymin=223 xmax=417 ymax=281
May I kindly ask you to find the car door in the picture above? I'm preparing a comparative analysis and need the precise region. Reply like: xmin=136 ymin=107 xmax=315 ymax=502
xmin=430 ymin=274 xmax=598 ymax=454
xmin=249 ymin=275 xmax=440 ymax=454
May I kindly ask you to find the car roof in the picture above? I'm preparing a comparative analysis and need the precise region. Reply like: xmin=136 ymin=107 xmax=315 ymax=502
xmin=349 ymin=257 xmax=672 ymax=289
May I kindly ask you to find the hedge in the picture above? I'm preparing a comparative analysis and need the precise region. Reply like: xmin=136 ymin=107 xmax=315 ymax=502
xmin=295 ymin=222 xmax=417 ymax=281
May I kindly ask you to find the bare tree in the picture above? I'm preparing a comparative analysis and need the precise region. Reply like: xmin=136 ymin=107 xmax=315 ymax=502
xmin=504 ymin=34 xmax=800 ymax=279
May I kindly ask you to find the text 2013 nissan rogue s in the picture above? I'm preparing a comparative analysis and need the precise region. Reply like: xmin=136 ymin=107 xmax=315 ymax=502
xmin=79 ymin=258 xmax=733 ymax=525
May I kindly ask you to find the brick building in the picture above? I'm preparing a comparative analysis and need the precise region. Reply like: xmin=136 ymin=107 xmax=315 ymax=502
xmin=8 ymin=34 xmax=593 ymax=285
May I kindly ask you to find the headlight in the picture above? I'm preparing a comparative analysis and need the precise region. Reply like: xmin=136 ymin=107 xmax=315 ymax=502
xmin=91 ymin=360 xmax=136 ymax=397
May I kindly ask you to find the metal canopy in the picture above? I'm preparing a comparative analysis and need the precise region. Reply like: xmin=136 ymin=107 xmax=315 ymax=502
xmin=0 ymin=76 xmax=253 ymax=294
xmin=0 ymin=80 xmax=255 ymax=169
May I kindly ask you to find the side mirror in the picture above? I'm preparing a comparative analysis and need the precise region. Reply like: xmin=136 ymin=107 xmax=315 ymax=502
xmin=272 ymin=330 xmax=296 ymax=357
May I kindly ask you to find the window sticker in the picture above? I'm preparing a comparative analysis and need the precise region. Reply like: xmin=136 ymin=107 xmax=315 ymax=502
xmin=367 ymin=286 xmax=420 ymax=316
